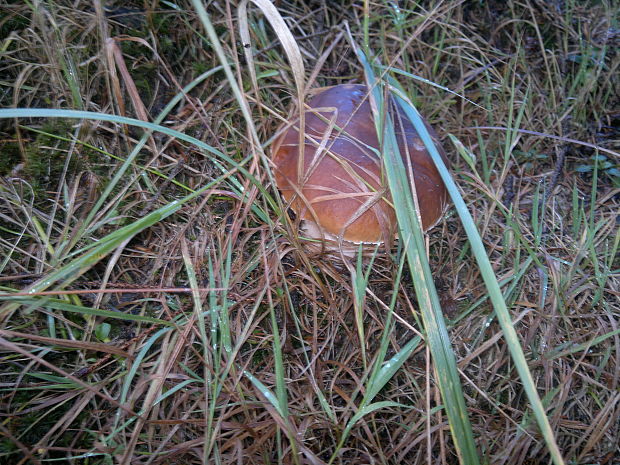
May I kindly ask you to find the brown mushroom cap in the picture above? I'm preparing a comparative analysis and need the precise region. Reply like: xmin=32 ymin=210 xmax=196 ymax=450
xmin=272 ymin=84 xmax=449 ymax=244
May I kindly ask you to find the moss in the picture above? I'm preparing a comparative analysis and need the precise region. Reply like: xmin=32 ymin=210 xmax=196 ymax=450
xmin=4 ymin=387 xmax=92 ymax=455
xmin=22 ymin=121 xmax=85 ymax=199
xmin=113 ymin=7 xmax=190 ymax=104
xmin=0 ymin=8 xmax=29 ymax=43
xmin=0 ymin=140 xmax=22 ymax=176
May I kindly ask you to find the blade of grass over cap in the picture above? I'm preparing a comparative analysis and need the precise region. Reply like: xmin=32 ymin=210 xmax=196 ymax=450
xmin=357 ymin=50 xmax=481 ymax=465
xmin=387 ymin=81 xmax=566 ymax=465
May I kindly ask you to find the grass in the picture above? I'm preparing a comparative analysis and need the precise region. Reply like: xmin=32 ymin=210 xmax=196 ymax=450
xmin=0 ymin=1 xmax=618 ymax=464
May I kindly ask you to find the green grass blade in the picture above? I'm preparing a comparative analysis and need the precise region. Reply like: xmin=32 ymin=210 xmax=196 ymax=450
xmin=0 ymin=297 xmax=174 ymax=326
xmin=329 ymin=400 xmax=412 ymax=465
xmin=359 ymin=51 xmax=481 ymax=465
xmin=364 ymin=335 xmax=421 ymax=402
xmin=243 ymin=370 xmax=286 ymax=418
xmin=342 ymin=400 xmax=410 ymax=440
xmin=390 ymin=87 xmax=566 ymax=465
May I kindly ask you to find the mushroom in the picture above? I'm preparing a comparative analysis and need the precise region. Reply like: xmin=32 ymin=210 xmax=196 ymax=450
xmin=272 ymin=84 xmax=448 ymax=247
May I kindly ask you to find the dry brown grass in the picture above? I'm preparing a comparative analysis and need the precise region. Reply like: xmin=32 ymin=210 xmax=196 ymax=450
xmin=0 ymin=1 xmax=618 ymax=464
